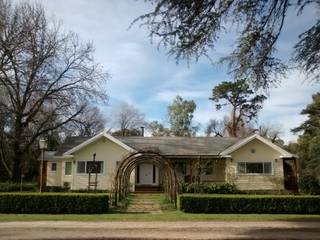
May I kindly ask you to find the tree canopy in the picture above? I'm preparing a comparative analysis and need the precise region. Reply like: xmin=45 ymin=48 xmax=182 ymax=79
xmin=136 ymin=0 xmax=320 ymax=89
xmin=292 ymin=93 xmax=320 ymax=185
xmin=113 ymin=102 xmax=146 ymax=136
xmin=168 ymin=95 xmax=198 ymax=136
xmin=210 ymin=79 xmax=266 ymax=137
xmin=0 ymin=1 xmax=108 ymax=180
xmin=148 ymin=121 xmax=171 ymax=136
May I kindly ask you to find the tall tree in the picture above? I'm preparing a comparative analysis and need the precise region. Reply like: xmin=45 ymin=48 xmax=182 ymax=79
xmin=135 ymin=0 xmax=320 ymax=89
xmin=0 ymin=1 xmax=108 ymax=181
xmin=292 ymin=93 xmax=320 ymax=186
xmin=168 ymin=95 xmax=198 ymax=136
xmin=210 ymin=80 xmax=266 ymax=137
xmin=113 ymin=102 xmax=146 ymax=136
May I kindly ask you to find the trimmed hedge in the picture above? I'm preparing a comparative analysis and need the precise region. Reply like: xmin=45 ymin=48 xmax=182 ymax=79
xmin=181 ymin=182 xmax=237 ymax=194
xmin=0 ymin=193 xmax=109 ymax=214
xmin=0 ymin=182 xmax=37 ymax=192
xmin=180 ymin=195 xmax=320 ymax=214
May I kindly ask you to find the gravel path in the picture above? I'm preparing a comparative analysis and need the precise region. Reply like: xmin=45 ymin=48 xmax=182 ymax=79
xmin=1 ymin=221 xmax=320 ymax=239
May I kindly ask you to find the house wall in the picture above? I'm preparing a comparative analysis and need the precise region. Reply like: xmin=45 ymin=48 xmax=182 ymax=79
xmin=70 ymin=137 xmax=130 ymax=190
xmin=226 ymin=139 xmax=285 ymax=190
xmin=200 ymin=159 xmax=226 ymax=183
xmin=46 ymin=137 xmax=131 ymax=190
xmin=46 ymin=160 xmax=61 ymax=186
xmin=179 ymin=158 xmax=226 ymax=183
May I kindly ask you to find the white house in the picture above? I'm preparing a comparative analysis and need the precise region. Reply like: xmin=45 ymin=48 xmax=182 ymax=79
xmin=41 ymin=130 xmax=297 ymax=192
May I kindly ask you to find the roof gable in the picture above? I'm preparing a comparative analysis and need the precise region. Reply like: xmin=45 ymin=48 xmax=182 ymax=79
xmin=62 ymin=130 xmax=135 ymax=156
xmin=220 ymin=134 xmax=294 ymax=158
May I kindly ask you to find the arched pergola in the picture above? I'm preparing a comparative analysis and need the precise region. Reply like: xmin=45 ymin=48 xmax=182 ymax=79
xmin=114 ymin=150 xmax=179 ymax=207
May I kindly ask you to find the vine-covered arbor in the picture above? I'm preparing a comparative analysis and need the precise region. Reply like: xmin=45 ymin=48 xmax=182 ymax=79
xmin=114 ymin=150 xmax=179 ymax=207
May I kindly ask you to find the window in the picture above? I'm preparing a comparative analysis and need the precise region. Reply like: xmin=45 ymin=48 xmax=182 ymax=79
xmin=65 ymin=162 xmax=72 ymax=175
xmin=237 ymin=162 xmax=272 ymax=174
xmin=51 ymin=162 xmax=57 ymax=171
xmin=87 ymin=161 xmax=104 ymax=174
xmin=77 ymin=161 xmax=104 ymax=174
xmin=77 ymin=161 xmax=86 ymax=174
xmin=204 ymin=162 xmax=213 ymax=175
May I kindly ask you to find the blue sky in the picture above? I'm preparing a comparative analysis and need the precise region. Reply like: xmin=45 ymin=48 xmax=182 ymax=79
xmin=28 ymin=0 xmax=319 ymax=142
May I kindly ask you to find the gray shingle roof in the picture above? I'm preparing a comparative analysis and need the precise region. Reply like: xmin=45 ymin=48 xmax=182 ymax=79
xmin=38 ymin=151 xmax=57 ymax=161
xmin=54 ymin=135 xmax=239 ymax=156
xmin=116 ymin=136 xmax=239 ymax=156
xmin=55 ymin=136 xmax=90 ymax=156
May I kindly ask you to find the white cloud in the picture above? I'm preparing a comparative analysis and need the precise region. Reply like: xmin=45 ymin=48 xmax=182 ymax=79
xmin=260 ymin=70 xmax=320 ymax=142
xmin=154 ymin=90 xmax=208 ymax=102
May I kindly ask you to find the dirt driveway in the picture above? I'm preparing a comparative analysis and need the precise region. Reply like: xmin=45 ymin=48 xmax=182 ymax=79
xmin=1 ymin=221 xmax=320 ymax=239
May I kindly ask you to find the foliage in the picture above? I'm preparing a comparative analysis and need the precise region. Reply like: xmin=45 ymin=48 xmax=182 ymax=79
xmin=148 ymin=121 xmax=171 ymax=136
xmin=299 ymin=174 xmax=320 ymax=195
xmin=180 ymin=195 xmax=320 ymax=214
xmin=0 ymin=1 xmax=108 ymax=181
xmin=135 ymin=0 xmax=319 ymax=89
xmin=181 ymin=183 xmax=237 ymax=194
xmin=294 ymin=20 xmax=320 ymax=82
xmin=204 ymin=119 xmax=224 ymax=137
xmin=292 ymin=93 xmax=320 ymax=193
xmin=112 ymin=102 xmax=146 ymax=136
xmin=112 ymin=128 xmax=142 ymax=137
xmin=168 ymin=95 xmax=198 ymax=136
xmin=210 ymin=80 xmax=266 ymax=137
xmin=255 ymin=123 xmax=284 ymax=145
xmin=62 ymin=106 xmax=106 ymax=137
xmin=0 ymin=182 xmax=37 ymax=192
xmin=0 ymin=193 xmax=109 ymax=214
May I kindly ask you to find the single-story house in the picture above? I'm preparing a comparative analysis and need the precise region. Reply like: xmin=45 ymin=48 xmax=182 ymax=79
xmin=42 ymin=130 xmax=297 ymax=191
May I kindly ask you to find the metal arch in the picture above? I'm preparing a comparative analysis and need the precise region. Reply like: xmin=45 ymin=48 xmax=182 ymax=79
xmin=114 ymin=150 xmax=179 ymax=207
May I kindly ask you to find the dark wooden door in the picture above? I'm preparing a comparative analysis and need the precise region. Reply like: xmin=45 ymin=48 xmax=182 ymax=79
xmin=283 ymin=159 xmax=298 ymax=192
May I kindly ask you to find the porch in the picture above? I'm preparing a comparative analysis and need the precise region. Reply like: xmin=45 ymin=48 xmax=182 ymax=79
xmin=133 ymin=158 xmax=227 ymax=192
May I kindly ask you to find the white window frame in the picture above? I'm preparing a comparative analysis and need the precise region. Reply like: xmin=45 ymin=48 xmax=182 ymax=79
xmin=237 ymin=161 xmax=273 ymax=175
xmin=76 ymin=161 xmax=105 ymax=175
xmin=64 ymin=161 xmax=72 ymax=176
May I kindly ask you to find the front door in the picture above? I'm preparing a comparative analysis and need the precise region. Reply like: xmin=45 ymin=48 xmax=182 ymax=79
xmin=136 ymin=163 xmax=158 ymax=185
xmin=283 ymin=159 xmax=298 ymax=192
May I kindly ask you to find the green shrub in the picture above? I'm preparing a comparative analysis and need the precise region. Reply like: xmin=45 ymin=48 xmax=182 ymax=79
xmin=180 ymin=195 xmax=320 ymax=214
xmin=299 ymin=174 xmax=320 ymax=195
xmin=0 ymin=193 xmax=109 ymax=214
xmin=181 ymin=182 xmax=237 ymax=194
xmin=0 ymin=182 xmax=37 ymax=192
xmin=42 ymin=186 xmax=69 ymax=192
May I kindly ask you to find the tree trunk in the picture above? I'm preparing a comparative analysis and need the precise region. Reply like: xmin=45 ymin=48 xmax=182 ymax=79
xmin=232 ymin=107 xmax=237 ymax=137
xmin=11 ymin=119 xmax=24 ymax=182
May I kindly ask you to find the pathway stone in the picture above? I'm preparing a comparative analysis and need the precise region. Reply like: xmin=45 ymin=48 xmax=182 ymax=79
xmin=126 ymin=193 xmax=162 ymax=214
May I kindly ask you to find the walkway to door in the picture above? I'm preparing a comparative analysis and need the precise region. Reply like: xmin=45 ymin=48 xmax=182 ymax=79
xmin=126 ymin=193 xmax=163 ymax=214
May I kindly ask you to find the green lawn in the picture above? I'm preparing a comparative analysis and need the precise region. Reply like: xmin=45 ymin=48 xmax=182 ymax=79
xmin=1 ymin=211 xmax=320 ymax=222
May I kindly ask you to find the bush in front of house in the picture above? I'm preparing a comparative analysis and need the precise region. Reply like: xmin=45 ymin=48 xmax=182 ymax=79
xmin=0 ymin=182 xmax=37 ymax=192
xmin=181 ymin=182 xmax=237 ymax=194
xmin=298 ymin=174 xmax=320 ymax=195
xmin=179 ymin=195 xmax=320 ymax=214
xmin=0 ymin=193 xmax=109 ymax=214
